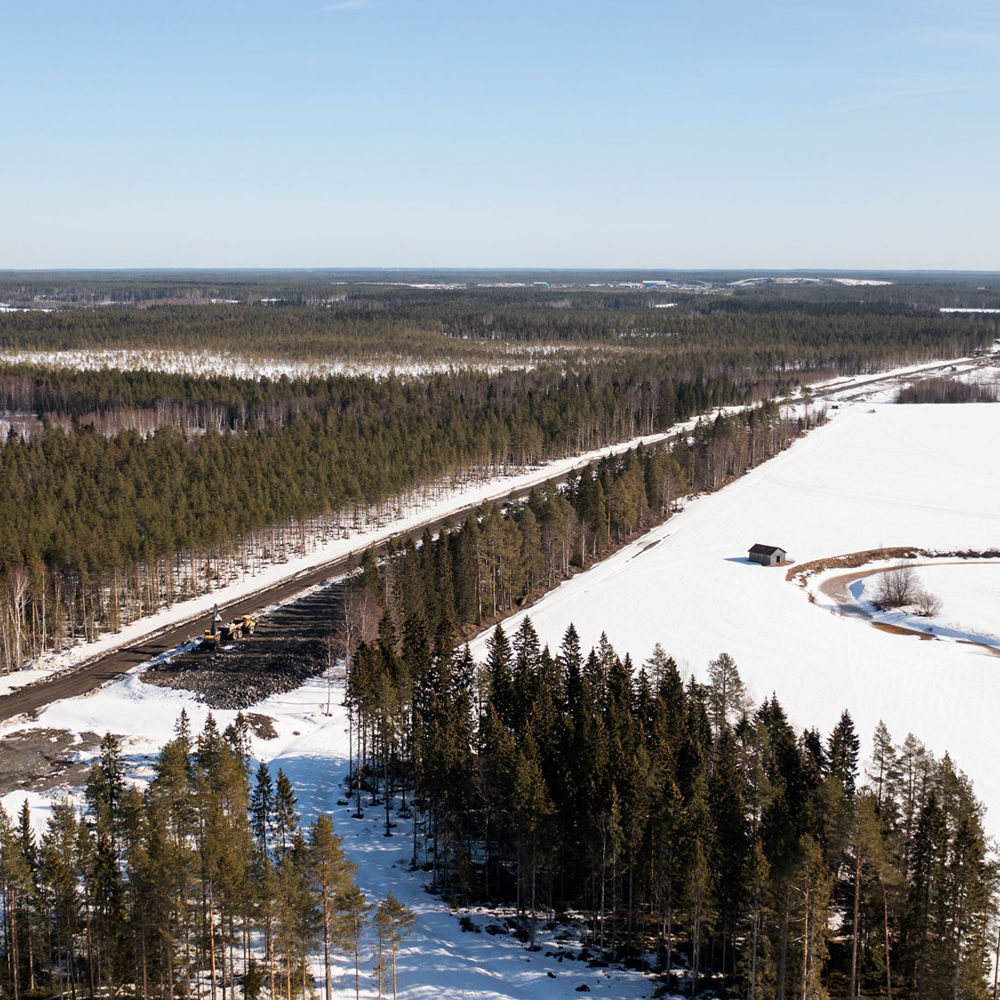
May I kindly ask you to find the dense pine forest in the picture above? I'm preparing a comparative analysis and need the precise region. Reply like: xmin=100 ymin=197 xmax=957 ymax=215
xmin=333 ymin=401 xmax=803 ymax=649
xmin=0 ymin=394 xmax=803 ymax=672
xmin=2 ymin=632 xmax=991 ymax=999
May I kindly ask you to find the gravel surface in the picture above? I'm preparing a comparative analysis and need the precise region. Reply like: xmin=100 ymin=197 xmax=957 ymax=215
xmin=141 ymin=583 xmax=346 ymax=709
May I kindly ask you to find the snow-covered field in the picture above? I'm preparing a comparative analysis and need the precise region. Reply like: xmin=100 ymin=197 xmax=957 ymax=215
xmin=836 ymin=562 xmax=1000 ymax=649
xmin=470 ymin=403 xmax=1000 ymax=833
xmin=901 ymin=564 xmax=1000 ymax=643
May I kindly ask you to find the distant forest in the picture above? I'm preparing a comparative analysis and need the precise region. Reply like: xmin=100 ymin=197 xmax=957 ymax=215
xmin=0 ymin=280 xmax=997 ymax=674
xmin=1 ymin=291 xmax=994 ymax=370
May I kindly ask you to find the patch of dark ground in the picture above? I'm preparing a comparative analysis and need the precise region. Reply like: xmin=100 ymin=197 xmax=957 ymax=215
xmin=140 ymin=584 xmax=346 ymax=710
xmin=245 ymin=712 xmax=279 ymax=739
xmin=0 ymin=728 xmax=103 ymax=795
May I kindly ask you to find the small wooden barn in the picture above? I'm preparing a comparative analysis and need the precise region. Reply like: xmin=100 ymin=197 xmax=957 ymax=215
xmin=748 ymin=543 xmax=786 ymax=566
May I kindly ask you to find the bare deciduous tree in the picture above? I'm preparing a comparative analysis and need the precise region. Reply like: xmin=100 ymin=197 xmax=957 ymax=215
xmin=873 ymin=564 xmax=917 ymax=609
xmin=913 ymin=587 xmax=942 ymax=618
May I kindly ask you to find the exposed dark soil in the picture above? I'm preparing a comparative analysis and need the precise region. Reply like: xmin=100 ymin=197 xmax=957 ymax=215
xmin=245 ymin=712 xmax=280 ymax=740
xmin=0 ymin=728 xmax=103 ymax=795
xmin=872 ymin=622 xmax=936 ymax=639
xmin=140 ymin=583 xmax=346 ymax=709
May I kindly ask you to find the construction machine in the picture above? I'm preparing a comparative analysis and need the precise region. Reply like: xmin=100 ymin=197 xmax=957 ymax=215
xmin=200 ymin=604 xmax=224 ymax=650
xmin=221 ymin=614 xmax=259 ymax=640
xmin=201 ymin=605 xmax=260 ymax=648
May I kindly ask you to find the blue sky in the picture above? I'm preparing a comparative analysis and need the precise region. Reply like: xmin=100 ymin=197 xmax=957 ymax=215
xmin=2 ymin=0 xmax=998 ymax=268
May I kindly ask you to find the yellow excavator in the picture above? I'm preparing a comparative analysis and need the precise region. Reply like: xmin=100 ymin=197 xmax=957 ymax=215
xmin=201 ymin=605 xmax=259 ymax=649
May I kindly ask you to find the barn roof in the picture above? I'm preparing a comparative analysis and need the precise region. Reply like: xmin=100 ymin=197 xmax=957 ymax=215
xmin=749 ymin=543 xmax=784 ymax=556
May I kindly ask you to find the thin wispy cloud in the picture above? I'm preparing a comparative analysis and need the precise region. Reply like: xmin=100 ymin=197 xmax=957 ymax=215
xmin=828 ymin=82 xmax=974 ymax=113
xmin=324 ymin=0 xmax=371 ymax=10
xmin=905 ymin=27 xmax=1000 ymax=50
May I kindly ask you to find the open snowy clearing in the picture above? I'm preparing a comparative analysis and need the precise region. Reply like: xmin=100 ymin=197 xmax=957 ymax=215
xmin=469 ymin=402 xmax=1000 ymax=834
xmin=0 ymin=345 xmax=588 ymax=381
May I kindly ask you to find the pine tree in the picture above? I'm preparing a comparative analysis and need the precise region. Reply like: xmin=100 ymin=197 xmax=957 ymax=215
xmin=707 ymin=652 xmax=750 ymax=739
xmin=250 ymin=760 xmax=275 ymax=853
xmin=339 ymin=884 xmax=372 ymax=1000
xmin=373 ymin=893 xmax=416 ymax=1000
xmin=513 ymin=731 xmax=555 ymax=947
xmin=274 ymin=769 xmax=299 ymax=857
xmin=41 ymin=803 xmax=80 ymax=999
xmin=308 ymin=815 xmax=356 ymax=1000
xmin=828 ymin=710 xmax=861 ymax=797
xmin=0 ymin=803 xmax=32 ymax=1000
xmin=86 ymin=732 xmax=126 ymax=848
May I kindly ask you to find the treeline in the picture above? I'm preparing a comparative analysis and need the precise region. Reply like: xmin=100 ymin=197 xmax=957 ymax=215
xmin=0 ymin=371 xmax=782 ymax=673
xmin=0 ymin=712 xmax=413 ymax=1000
xmin=0 ymin=362 xmax=747 ymax=436
xmin=1 ymin=296 xmax=993 ymax=372
xmin=346 ymin=619 xmax=996 ymax=998
xmin=897 ymin=376 xmax=999 ymax=404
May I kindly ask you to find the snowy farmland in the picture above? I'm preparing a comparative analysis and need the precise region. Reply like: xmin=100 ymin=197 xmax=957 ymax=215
xmin=470 ymin=402 xmax=1000 ymax=833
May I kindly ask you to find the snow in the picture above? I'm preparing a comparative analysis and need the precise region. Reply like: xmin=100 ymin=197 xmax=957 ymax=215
xmin=841 ymin=563 xmax=1000 ymax=648
xmin=940 ymin=307 xmax=1000 ymax=314
xmin=469 ymin=402 xmax=1000 ymax=834
xmin=0 ymin=665 xmax=59 ymax=696
xmin=0 ymin=346 xmax=580 ymax=381
xmin=829 ymin=278 xmax=894 ymax=286
xmin=916 ymin=564 xmax=1000 ymax=642
xmin=961 ymin=363 xmax=1000 ymax=387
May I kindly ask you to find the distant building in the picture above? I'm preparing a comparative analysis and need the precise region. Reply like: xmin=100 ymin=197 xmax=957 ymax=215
xmin=748 ymin=543 xmax=786 ymax=566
